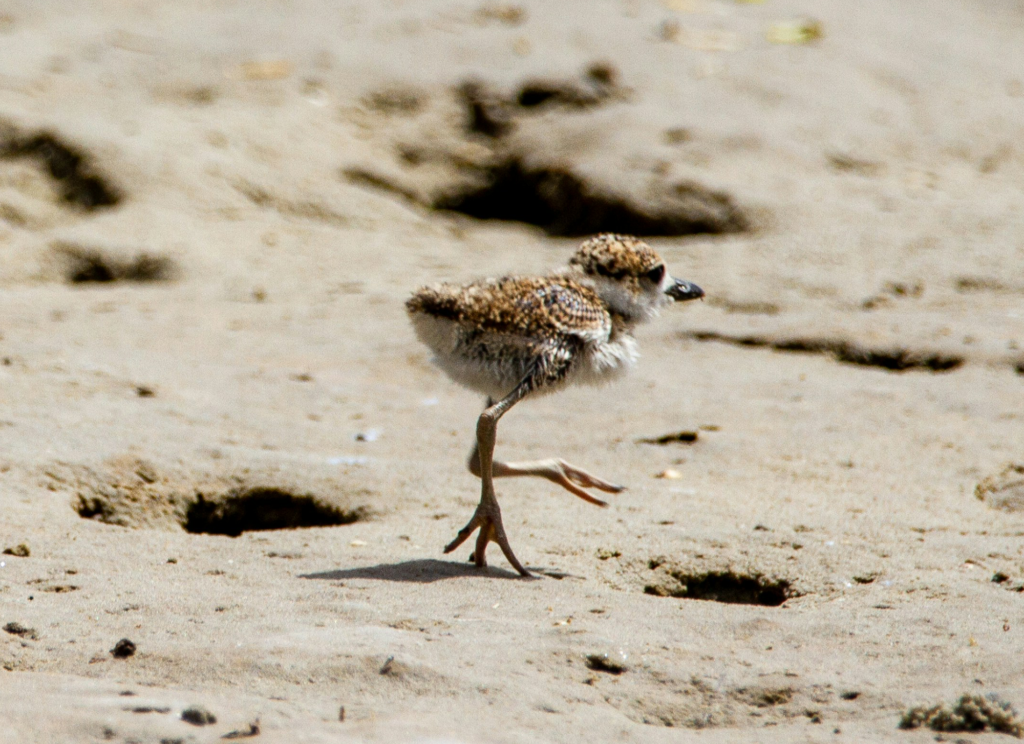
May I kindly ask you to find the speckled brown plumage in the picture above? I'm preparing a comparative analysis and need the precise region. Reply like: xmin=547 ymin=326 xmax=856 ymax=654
xmin=567 ymin=233 xmax=662 ymax=295
xmin=407 ymin=275 xmax=609 ymax=338
xmin=406 ymin=233 xmax=704 ymax=577
xmin=407 ymin=274 xmax=611 ymax=397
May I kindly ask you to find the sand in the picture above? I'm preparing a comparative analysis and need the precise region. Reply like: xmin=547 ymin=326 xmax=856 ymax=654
xmin=1 ymin=0 xmax=1023 ymax=741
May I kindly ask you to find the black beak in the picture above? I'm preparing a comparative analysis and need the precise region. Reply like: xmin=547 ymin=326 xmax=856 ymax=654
xmin=665 ymin=278 xmax=704 ymax=302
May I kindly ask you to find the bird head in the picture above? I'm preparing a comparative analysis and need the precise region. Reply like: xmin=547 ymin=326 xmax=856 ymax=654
xmin=567 ymin=234 xmax=704 ymax=322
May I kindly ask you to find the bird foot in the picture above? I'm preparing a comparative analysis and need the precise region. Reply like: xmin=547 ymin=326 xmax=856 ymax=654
xmin=488 ymin=457 xmax=624 ymax=506
xmin=444 ymin=503 xmax=530 ymax=577
xmin=536 ymin=458 xmax=623 ymax=506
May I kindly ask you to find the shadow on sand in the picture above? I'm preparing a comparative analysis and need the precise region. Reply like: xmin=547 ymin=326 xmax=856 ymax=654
xmin=300 ymin=558 xmax=525 ymax=583
xmin=300 ymin=559 xmax=581 ymax=583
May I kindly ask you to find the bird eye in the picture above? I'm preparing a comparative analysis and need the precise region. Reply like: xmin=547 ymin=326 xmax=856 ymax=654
xmin=645 ymin=265 xmax=665 ymax=284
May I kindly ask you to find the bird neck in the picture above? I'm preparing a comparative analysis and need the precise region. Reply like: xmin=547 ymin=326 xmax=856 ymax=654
xmin=562 ymin=268 xmax=653 ymax=326
xmin=608 ymin=310 xmax=638 ymax=338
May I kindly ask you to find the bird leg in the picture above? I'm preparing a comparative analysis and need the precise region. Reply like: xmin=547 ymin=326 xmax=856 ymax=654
xmin=465 ymin=396 xmax=623 ymax=507
xmin=466 ymin=442 xmax=623 ymax=507
xmin=444 ymin=384 xmax=532 ymax=576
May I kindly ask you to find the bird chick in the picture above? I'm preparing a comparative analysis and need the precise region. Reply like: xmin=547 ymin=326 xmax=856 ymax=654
xmin=407 ymin=233 xmax=703 ymax=576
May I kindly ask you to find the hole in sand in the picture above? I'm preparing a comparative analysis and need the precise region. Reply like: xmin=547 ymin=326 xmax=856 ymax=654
xmin=346 ymin=71 xmax=751 ymax=237
xmin=458 ymin=63 xmax=623 ymax=139
xmin=183 ymin=488 xmax=362 ymax=537
xmin=683 ymin=330 xmax=964 ymax=373
xmin=431 ymin=157 xmax=746 ymax=237
xmin=1 ymin=130 xmax=121 ymax=211
xmin=66 ymin=458 xmax=368 ymax=536
xmin=53 ymin=242 xmax=175 ymax=284
xmin=514 ymin=63 xmax=622 ymax=110
xmin=645 ymin=569 xmax=799 ymax=607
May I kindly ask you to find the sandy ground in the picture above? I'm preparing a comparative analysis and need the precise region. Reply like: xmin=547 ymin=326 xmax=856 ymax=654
xmin=1 ymin=0 xmax=1024 ymax=741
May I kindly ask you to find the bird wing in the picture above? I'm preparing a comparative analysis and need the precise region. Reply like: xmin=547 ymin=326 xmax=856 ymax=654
xmin=465 ymin=276 xmax=611 ymax=341
xmin=407 ymin=276 xmax=612 ymax=397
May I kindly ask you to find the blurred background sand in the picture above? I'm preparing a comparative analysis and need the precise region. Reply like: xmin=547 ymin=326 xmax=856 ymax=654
xmin=1 ymin=1 xmax=1023 ymax=741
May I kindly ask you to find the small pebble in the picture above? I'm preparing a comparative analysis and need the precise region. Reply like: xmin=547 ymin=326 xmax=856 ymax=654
xmin=655 ymin=469 xmax=682 ymax=479
xmin=110 ymin=638 xmax=137 ymax=659
xmin=181 ymin=705 xmax=217 ymax=726
xmin=585 ymin=651 xmax=628 ymax=675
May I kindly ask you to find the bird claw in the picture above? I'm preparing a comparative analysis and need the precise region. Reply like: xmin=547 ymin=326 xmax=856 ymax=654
xmin=444 ymin=506 xmax=530 ymax=577
xmin=544 ymin=459 xmax=623 ymax=506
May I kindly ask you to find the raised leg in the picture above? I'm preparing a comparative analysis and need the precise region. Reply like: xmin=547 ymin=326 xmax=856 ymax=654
xmin=444 ymin=384 xmax=533 ymax=576
xmin=467 ymin=442 xmax=623 ymax=507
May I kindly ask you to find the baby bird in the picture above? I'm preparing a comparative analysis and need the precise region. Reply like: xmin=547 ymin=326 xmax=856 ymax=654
xmin=407 ymin=234 xmax=704 ymax=577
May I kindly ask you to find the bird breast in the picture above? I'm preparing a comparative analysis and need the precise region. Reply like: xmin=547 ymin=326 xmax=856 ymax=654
xmin=410 ymin=310 xmax=638 ymax=399
xmin=569 ymin=331 xmax=640 ymax=388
